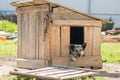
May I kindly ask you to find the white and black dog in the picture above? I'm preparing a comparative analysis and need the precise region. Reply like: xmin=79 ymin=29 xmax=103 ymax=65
xmin=70 ymin=43 xmax=87 ymax=61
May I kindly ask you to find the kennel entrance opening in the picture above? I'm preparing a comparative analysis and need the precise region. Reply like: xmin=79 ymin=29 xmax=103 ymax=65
xmin=70 ymin=27 xmax=84 ymax=44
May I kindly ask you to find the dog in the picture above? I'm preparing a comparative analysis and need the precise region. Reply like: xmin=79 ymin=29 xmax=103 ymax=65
xmin=70 ymin=43 xmax=87 ymax=61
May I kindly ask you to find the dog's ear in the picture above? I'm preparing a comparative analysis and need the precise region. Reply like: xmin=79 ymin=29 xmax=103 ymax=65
xmin=70 ymin=44 xmax=75 ymax=50
xmin=82 ymin=43 xmax=87 ymax=50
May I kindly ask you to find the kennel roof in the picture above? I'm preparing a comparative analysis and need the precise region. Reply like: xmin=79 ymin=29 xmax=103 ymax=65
xmin=11 ymin=0 xmax=109 ymax=23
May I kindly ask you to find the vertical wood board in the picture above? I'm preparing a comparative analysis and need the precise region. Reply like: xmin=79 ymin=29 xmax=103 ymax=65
xmin=21 ymin=13 xmax=26 ymax=58
xmin=28 ymin=12 xmax=36 ymax=59
xmin=50 ymin=26 xmax=60 ymax=58
xmin=84 ymin=27 xmax=93 ymax=56
xmin=38 ymin=12 xmax=44 ymax=59
xmin=61 ymin=26 xmax=70 ymax=56
xmin=35 ymin=12 xmax=39 ymax=60
xmin=17 ymin=13 xmax=22 ymax=58
xmin=43 ymin=12 xmax=50 ymax=61
xmin=92 ymin=27 xmax=102 ymax=56
xmin=24 ymin=13 xmax=29 ymax=59
xmin=52 ymin=57 xmax=69 ymax=66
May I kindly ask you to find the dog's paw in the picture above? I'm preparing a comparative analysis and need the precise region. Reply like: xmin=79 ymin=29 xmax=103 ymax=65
xmin=70 ymin=54 xmax=76 ymax=61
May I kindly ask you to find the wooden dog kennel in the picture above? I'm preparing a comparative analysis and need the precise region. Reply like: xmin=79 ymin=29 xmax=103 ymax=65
xmin=11 ymin=0 xmax=109 ymax=69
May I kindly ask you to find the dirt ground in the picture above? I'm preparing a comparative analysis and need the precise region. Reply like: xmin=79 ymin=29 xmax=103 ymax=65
xmin=0 ymin=56 xmax=120 ymax=80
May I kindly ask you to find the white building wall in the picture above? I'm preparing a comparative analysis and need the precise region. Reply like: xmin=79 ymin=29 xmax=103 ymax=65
xmin=51 ymin=0 xmax=89 ymax=12
xmin=0 ymin=0 xmax=17 ymax=11
xmin=0 ymin=0 xmax=120 ymax=27
xmin=90 ymin=0 xmax=120 ymax=28
xmin=90 ymin=0 xmax=120 ymax=14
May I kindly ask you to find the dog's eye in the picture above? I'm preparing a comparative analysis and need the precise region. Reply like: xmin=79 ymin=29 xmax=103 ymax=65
xmin=75 ymin=50 xmax=78 ymax=52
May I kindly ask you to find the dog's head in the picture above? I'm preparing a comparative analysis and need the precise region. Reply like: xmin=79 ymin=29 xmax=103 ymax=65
xmin=70 ymin=43 xmax=87 ymax=61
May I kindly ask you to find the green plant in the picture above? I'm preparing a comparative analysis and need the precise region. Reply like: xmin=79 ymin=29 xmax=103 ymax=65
xmin=0 ymin=39 xmax=17 ymax=56
xmin=0 ymin=74 xmax=36 ymax=80
xmin=0 ymin=20 xmax=17 ymax=33
xmin=0 ymin=74 xmax=104 ymax=80
xmin=102 ymin=17 xmax=114 ymax=31
xmin=101 ymin=43 xmax=120 ymax=62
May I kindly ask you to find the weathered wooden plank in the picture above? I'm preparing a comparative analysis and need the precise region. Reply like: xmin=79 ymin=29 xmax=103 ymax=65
xmin=35 ymin=12 xmax=39 ymax=60
xmin=53 ymin=20 xmax=102 ymax=27
xmin=92 ymin=27 xmax=102 ymax=56
xmin=24 ymin=13 xmax=29 ymax=59
xmin=13 ymin=67 xmax=56 ymax=74
xmin=38 ymin=69 xmax=77 ymax=76
xmin=17 ymin=59 xmax=48 ymax=69
xmin=21 ymin=13 xmax=26 ymax=59
xmin=23 ymin=67 xmax=56 ymax=73
xmin=50 ymin=26 xmax=56 ymax=61
xmin=17 ymin=13 xmax=22 ymax=58
xmin=43 ymin=12 xmax=51 ymax=62
xmin=53 ymin=56 xmax=102 ymax=68
xmin=52 ymin=57 xmax=69 ymax=66
xmin=52 ymin=13 xmax=94 ymax=20
xmin=10 ymin=71 xmax=59 ymax=80
xmin=29 ymin=12 xmax=36 ymax=59
xmin=10 ymin=66 xmax=99 ymax=80
xmin=55 ymin=27 xmax=61 ymax=57
xmin=47 ymin=70 xmax=84 ymax=77
xmin=30 ymin=69 xmax=60 ymax=74
xmin=44 ymin=34 xmax=50 ymax=62
xmin=50 ymin=26 xmax=60 ymax=57
xmin=38 ymin=12 xmax=44 ymax=60
xmin=16 ymin=5 xmax=49 ymax=13
xmin=60 ymin=72 xmax=98 ymax=79
xmin=84 ymin=27 xmax=93 ymax=56
xmin=69 ymin=56 xmax=102 ymax=68
xmin=61 ymin=26 xmax=70 ymax=56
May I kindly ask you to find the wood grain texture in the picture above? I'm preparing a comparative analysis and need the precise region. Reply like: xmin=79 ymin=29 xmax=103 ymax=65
xmin=53 ymin=20 xmax=102 ymax=27
xmin=21 ymin=13 xmax=26 ymax=59
xmin=38 ymin=12 xmax=44 ymax=59
xmin=17 ymin=59 xmax=48 ymax=69
xmin=50 ymin=26 xmax=60 ymax=57
xmin=29 ymin=12 xmax=36 ymax=59
xmin=52 ymin=57 xmax=69 ymax=66
xmin=10 ymin=66 xmax=99 ymax=80
xmin=52 ymin=7 xmax=109 ymax=23
xmin=43 ymin=12 xmax=51 ymax=61
xmin=24 ymin=13 xmax=29 ymax=59
xmin=61 ymin=26 xmax=70 ymax=56
xmin=17 ymin=13 xmax=22 ymax=58
xmin=84 ymin=27 xmax=93 ymax=56
xmin=69 ymin=56 xmax=102 ymax=68
xmin=35 ymin=12 xmax=39 ymax=60
xmin=16 ymin=5 xmax=49 ymax=13
xmin=53 ymin=56 xmax=102 ymax=68
xmin=92 ymin=27 xmax=102 ymax=56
